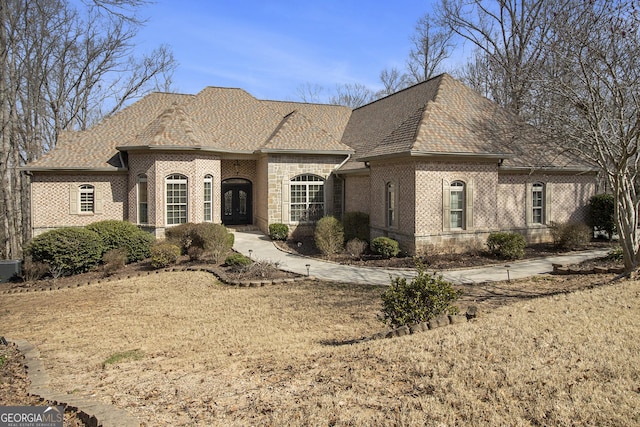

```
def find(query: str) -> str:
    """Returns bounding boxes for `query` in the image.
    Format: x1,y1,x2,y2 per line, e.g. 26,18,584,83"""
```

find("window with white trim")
166,174,188,225
137,175,148,224
290,174,324,222
532,182,544,224
450,181,465,229
386,182,396,227
204,174,213,222
79,185,95,213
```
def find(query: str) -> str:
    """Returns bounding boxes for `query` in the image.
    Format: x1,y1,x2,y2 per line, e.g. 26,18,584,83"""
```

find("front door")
222,179,252,225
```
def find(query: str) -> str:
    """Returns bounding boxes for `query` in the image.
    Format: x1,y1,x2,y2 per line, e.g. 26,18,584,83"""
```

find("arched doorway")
221,178,252,225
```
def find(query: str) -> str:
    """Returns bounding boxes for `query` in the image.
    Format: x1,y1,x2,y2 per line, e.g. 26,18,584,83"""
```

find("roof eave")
21,166,128,173
359,150,514,162
255,148,354,155
499,166,599,175
117,145,254,155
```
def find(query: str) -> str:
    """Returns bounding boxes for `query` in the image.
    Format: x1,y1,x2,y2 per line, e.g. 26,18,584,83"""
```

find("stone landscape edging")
0,265,311,295
9,339,140,427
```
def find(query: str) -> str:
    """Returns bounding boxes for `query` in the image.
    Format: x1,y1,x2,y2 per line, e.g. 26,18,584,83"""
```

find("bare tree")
437,0,562,118
329,83,375,108
295,83,326,104
407,13,454,83
0,0,176,258
377,67,411,98
541,1,640,272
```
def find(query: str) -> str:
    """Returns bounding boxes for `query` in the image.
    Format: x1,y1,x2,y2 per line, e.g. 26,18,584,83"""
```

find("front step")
227,225,259,232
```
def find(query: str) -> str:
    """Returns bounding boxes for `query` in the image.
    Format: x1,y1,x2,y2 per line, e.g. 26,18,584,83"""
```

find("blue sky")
135,1,445,101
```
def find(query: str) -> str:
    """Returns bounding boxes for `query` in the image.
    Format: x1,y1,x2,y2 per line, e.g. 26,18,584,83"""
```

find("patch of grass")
0,355,6,368
101,349,144,368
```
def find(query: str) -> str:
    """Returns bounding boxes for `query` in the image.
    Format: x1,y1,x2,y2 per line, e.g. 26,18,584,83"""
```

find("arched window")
137,175,148,224
166,174,188,225
79,185,95,213
204,174,213,222
290,174,324,222
450,181,465,229
386,182,396,227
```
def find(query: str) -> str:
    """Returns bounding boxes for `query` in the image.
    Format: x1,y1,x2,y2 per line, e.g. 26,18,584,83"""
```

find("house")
24,74,597,254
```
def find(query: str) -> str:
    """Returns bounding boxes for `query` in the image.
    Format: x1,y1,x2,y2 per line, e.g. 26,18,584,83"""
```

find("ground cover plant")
2,271,639,426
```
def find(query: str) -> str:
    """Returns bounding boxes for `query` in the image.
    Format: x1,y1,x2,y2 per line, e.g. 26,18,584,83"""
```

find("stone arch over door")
221,178,252,225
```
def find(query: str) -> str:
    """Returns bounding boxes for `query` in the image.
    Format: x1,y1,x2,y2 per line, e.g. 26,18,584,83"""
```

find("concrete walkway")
232,230,610,285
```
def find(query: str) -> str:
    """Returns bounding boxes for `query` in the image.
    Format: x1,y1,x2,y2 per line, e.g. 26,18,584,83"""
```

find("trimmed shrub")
150,243,180,269
86,220,153,263
26,227,104,276
268,223,289,241
486,232,526,260
165,222,234,261
550,221,592,250
224,253,253,268
314,216,344,255
587,193,616,240
381,264,461,328
345,238,368,258
102,248,127,276
342,212,370,242
371,236,400,259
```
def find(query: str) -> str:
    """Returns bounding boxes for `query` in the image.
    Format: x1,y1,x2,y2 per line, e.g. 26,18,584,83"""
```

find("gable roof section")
25,86,353,172
26,92,193,170
260,110,352,153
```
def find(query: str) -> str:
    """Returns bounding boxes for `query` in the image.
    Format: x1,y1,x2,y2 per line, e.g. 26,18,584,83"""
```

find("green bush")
587,193,616,240
314,216,344,255
605,247,623,262
550,221,592,250
26,227,104,276
381,264,461,328
486,232,526,260
342,212,370,242
371,236,400,259
102,248,127,276
86,220,154,263
150,243,181,269
224,253,253,267
268,223,289,241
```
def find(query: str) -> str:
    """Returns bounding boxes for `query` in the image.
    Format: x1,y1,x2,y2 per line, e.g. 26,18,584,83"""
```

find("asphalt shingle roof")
25,74,592,172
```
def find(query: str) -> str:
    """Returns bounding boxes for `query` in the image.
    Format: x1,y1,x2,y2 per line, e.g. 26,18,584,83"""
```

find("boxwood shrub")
314,216,344,255
371,236,400,259
86,220,154,263
26,227,104,276
268,223,289,241
486,232,526,260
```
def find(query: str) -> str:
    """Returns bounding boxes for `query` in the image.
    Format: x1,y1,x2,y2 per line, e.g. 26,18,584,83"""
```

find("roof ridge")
130,102,210,147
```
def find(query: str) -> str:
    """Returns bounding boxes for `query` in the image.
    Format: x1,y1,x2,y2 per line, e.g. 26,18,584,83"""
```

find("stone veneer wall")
128,152,222,238
266,154,347,235
343,174,371,215
31,173,127,236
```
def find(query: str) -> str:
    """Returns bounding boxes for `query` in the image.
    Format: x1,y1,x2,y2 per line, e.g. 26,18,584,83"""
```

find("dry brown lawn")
2,272,640,426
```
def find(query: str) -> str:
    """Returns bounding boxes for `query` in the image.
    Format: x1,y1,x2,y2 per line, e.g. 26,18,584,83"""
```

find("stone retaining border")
361,306,478,342
552,264,625,275
10,339,140,427
0,266,311,295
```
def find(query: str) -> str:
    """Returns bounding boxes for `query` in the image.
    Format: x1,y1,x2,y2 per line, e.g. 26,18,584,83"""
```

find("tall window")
290,174,324,222
138,175,148,224
450,181,465,229
386,182,396,227
166,174,188,225
532,182,544,224
79,185,95,213
204,174,213,222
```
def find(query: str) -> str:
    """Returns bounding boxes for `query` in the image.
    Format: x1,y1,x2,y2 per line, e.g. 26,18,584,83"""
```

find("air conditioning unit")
0,260,21,283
